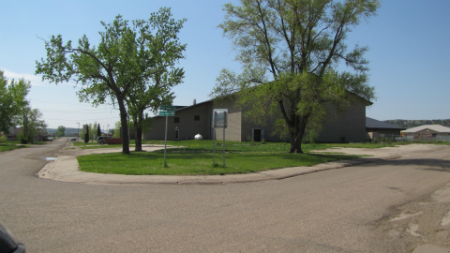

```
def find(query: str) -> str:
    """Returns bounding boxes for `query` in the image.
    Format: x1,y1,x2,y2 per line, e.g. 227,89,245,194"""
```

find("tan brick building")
144,95,372,143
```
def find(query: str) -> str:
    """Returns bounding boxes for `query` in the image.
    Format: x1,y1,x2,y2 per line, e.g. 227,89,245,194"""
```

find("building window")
194,115,200,121
174,117,180,123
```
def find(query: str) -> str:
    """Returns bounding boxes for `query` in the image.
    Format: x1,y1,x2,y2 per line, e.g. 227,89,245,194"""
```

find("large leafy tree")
57,125,66,137
36,7,186,154
126,65,183,151
20,107,46,144
0,70,30,133
89,122,98,142
211,0,378,153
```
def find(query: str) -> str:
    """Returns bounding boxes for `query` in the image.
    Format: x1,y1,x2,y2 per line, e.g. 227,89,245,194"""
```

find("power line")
44,117,119,121
42,108,119,113
31,99,118,108
31,99,94,106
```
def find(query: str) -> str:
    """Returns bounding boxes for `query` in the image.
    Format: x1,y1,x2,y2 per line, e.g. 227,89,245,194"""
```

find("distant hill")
384,119,450,129
47,127,80,136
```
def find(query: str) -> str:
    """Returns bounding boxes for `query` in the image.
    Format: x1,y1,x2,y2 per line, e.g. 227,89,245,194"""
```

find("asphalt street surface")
1,138,450,252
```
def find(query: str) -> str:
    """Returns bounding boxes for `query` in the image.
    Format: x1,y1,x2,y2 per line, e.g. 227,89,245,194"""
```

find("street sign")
212,109,227,167
214,110,227,128
160,105,175,111
159,110,175,116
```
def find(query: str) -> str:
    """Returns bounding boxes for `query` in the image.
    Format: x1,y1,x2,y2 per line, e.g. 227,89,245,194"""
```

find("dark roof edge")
151,99,214,118
366,117,406,130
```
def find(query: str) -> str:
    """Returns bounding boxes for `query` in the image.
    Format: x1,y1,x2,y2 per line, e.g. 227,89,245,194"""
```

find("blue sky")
1,0,449,129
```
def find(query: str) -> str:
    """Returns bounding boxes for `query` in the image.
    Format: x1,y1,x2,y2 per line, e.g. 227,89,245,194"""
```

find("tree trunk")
134,119,143,152
117,97,130,155
289,133,303,153
288,115,309,154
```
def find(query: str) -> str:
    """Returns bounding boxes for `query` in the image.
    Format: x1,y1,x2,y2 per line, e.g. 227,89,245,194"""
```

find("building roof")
402,124,450,134
153,91,371,119
366,117,406,130
152,99,213,119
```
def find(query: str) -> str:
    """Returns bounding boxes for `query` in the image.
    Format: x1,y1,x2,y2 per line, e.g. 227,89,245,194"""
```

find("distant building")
366,117,406,139
2,127,48,142
402,125,450,138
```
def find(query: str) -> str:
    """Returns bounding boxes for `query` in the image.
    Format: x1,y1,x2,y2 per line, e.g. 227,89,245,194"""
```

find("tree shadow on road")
357,158,450,173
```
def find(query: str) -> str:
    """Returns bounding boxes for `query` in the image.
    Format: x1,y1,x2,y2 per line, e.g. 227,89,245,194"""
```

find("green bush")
303,130,318,144
309,130,318,144
0,135,6,143
18,133,28,144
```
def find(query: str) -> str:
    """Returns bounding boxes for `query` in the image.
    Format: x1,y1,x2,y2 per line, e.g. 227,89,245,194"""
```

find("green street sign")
160,105,175,111
159,110,174,116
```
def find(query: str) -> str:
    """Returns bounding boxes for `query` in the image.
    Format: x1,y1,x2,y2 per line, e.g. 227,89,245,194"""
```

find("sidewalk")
37,144,444,185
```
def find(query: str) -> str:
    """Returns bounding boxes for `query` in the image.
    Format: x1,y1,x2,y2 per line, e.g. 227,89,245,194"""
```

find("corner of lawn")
75,140,395,175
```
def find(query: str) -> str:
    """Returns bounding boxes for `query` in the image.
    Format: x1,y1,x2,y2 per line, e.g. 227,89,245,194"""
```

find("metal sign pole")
213,112,216,165
164,115,168,166
223,125,225,167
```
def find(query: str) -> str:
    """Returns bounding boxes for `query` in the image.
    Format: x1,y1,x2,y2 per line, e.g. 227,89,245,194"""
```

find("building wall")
240,98,369,143
315,100,368,143
241,113,287,142
144,102,212,141
144,96,369,143
212,99,242,142
403,129,450,136
367,129,403,138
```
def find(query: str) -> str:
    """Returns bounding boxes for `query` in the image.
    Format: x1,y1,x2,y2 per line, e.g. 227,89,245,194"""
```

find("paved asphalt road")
1,138,450,252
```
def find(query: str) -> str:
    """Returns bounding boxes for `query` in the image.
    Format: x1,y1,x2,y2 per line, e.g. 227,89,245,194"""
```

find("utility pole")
77,122,80,141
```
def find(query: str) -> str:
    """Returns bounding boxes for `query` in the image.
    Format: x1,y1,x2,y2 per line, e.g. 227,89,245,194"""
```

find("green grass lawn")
74,139,137,149
80,144,136,149
0,143,28,152
0,139,47,152
77,140,392,175
78,151,359,175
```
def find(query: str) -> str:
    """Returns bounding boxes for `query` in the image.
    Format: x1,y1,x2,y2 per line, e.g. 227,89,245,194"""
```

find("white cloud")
0,68,77,87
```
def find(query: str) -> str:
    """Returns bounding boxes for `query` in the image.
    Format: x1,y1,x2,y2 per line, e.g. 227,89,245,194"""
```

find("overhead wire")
44,117,119,121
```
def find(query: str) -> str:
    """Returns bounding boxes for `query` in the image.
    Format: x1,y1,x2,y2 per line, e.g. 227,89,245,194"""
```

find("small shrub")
261,138,266,144
0,135,6,144
309,130,318,144
246,135,256,145
18,133,29,144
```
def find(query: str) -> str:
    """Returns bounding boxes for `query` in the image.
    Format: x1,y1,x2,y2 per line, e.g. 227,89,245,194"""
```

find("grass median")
0,140,47,152
73,140,136,149
0,143,28,152
76,140,390,175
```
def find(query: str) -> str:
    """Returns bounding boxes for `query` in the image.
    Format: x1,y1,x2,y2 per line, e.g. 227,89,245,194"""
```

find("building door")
252,129,263,142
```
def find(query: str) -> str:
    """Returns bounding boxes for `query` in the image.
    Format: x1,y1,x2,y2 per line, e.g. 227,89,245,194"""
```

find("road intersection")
1,138,450,252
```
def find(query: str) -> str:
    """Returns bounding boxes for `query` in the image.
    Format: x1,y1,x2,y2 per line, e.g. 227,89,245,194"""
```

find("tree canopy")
20,107,46,144
36,7,186,154
57,125,66,137
0,70,30,133
211,0,378,153
126,65,183,151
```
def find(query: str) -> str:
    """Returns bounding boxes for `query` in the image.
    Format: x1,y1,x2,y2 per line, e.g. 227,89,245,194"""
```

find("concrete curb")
37,150,401,185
